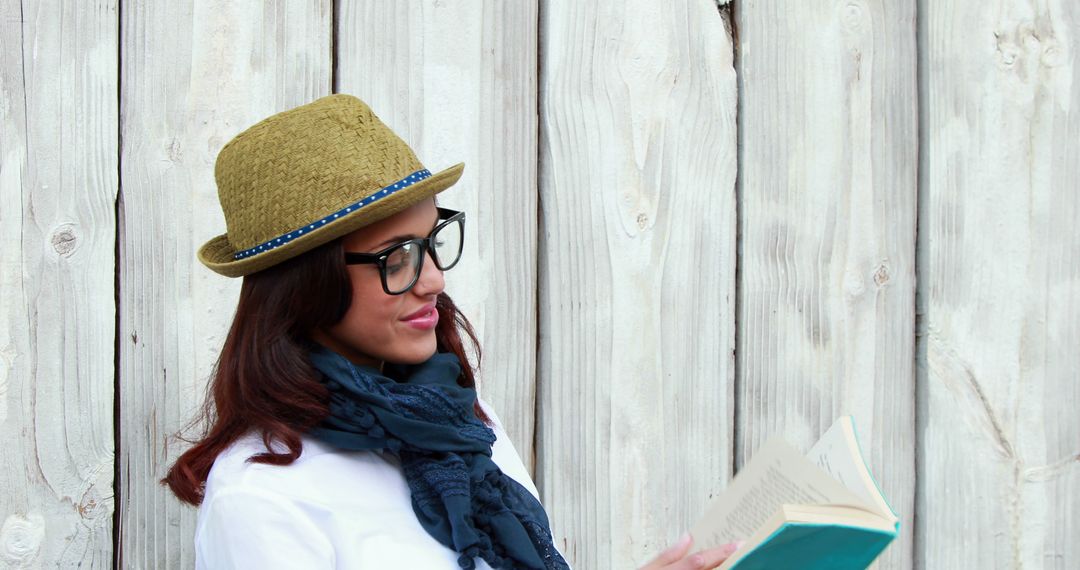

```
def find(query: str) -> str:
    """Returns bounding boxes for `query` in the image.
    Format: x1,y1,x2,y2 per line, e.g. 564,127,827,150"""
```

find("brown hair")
163,237,484,506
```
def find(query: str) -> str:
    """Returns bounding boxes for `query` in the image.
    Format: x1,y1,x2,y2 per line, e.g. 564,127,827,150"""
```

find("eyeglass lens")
383,217,463,294
430,216,463,270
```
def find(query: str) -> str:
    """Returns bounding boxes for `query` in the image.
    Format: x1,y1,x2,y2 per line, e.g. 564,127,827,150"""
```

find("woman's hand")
639,533,742,570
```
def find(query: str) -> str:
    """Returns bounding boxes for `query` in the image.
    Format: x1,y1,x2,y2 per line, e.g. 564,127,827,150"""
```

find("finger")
642,533,694,568
666,542,741,570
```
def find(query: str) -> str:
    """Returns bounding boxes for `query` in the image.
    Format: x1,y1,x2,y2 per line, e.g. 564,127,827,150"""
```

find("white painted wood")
336,0,540,470
917,0,1080,567
0,0,118,567
537,1,737,567
734,1,918,568
3,1,1071,567
0,0,117,565
117,1,329,566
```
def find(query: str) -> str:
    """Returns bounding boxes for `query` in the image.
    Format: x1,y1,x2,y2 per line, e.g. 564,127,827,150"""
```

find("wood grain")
0,0,117,567
735,1,918,568
537,0,738,566
917,0,1080,567
3,0,1075,566
336,0,540,470
117,1,329,566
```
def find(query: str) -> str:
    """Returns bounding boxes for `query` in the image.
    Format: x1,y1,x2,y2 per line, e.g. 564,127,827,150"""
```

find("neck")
308,334,384,372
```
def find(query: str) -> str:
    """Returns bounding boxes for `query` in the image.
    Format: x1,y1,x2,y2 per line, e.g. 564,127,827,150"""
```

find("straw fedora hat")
198,94,464,277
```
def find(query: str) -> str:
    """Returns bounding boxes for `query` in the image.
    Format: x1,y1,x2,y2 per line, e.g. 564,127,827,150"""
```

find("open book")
690,417,899,569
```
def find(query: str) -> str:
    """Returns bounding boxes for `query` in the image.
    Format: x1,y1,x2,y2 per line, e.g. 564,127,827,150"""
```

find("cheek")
345,277,400,337
326,270,438,365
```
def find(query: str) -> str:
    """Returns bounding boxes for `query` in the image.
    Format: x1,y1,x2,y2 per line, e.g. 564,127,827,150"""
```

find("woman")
165,94,739,569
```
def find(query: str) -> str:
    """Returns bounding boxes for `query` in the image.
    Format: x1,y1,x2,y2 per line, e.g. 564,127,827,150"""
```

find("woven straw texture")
198,94,464,277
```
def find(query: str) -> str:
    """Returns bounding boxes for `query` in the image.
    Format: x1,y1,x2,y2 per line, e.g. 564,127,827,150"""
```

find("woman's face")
313,198,445,369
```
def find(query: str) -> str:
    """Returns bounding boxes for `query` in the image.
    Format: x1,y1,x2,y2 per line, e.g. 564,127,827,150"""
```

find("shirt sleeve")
196,486,335,569
476,397,542,500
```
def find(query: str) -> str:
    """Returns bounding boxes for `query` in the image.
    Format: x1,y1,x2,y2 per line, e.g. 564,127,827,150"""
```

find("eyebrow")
375,233,422,247
373,214,441,247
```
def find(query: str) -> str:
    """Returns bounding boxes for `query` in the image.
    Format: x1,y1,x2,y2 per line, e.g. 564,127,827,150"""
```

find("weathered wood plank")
117,1,329,566
0,0,117,567
336,0,540,469
917,1,1080,567
735,1,918,568
537,0,738,566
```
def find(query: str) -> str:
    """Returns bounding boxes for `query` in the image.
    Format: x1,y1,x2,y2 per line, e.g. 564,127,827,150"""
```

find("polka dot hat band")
198,94,464,278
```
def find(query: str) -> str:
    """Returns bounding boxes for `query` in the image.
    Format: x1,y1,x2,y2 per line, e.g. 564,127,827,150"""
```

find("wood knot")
839,1,868,36
49,224,78,257
993,31,1020,68
78,482,111,521
873,263,891,286
166,137,183,163
993,23,1062,71
1,512,45,565
636,212,649,230
1040,40,1065,68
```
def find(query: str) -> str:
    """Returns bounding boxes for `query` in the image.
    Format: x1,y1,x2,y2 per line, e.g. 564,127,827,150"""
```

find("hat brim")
198,162,465,277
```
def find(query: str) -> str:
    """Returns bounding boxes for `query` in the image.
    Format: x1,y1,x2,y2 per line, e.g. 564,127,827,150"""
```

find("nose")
411,249,445,297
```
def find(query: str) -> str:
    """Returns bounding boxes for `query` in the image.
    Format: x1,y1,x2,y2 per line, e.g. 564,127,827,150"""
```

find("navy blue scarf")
307,344,570,570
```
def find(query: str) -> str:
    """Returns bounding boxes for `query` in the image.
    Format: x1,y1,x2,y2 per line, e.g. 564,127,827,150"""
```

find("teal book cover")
689,416,900,570
729,522,899,569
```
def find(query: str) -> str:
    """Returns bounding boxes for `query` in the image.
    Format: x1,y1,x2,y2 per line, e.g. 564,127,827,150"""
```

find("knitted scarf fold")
307,344,570,570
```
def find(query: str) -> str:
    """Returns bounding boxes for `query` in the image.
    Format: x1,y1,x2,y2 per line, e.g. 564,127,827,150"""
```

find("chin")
393,342,439,365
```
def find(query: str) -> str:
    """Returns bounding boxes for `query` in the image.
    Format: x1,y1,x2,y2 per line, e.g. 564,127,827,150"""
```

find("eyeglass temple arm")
344,251,380,264
436,206,462,219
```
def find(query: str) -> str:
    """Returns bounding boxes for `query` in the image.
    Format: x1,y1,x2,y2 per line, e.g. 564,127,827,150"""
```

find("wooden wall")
537,1,737,566
734,1,918,568
1,0,118,566
117,2,330,567
918,1,1080,568
0,0,1076,568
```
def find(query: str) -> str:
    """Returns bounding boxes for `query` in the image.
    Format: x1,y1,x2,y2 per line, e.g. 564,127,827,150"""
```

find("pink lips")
402,303,439,330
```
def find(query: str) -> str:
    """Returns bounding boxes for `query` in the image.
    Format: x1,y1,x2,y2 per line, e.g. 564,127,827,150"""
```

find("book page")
690,437,872,548
806,417,897,520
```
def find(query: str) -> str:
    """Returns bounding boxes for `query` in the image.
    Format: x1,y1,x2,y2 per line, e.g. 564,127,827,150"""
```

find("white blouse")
194,400,560,569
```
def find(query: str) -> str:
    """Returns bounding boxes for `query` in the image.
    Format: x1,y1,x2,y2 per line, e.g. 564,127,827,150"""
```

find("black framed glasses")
344,207,465,295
